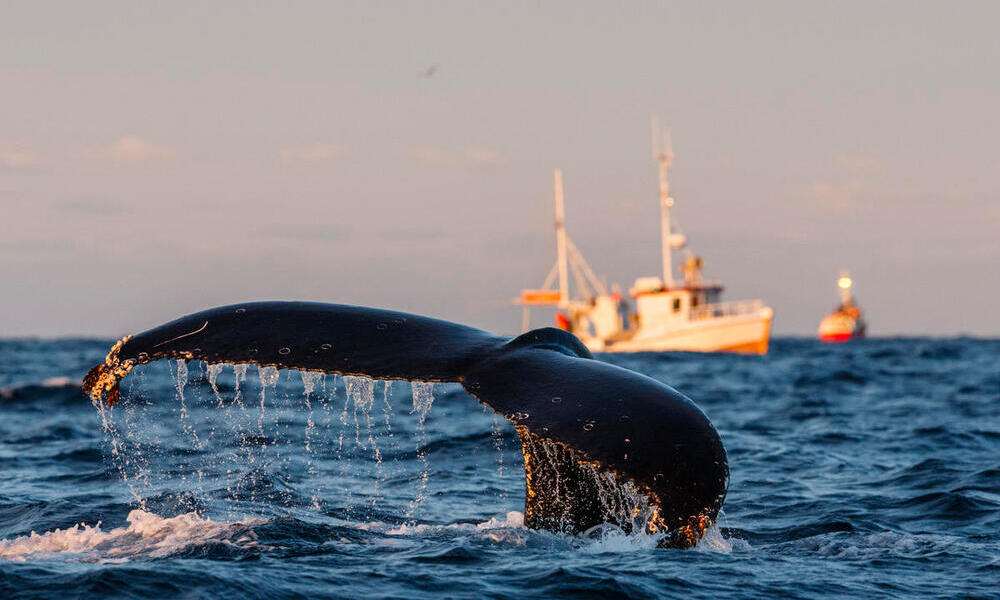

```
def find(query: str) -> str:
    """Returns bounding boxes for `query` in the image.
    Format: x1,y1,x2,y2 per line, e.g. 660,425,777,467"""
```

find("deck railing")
690,299,766,320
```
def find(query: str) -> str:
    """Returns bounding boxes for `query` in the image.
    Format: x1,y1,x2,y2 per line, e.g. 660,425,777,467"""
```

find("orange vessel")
818,271,867,342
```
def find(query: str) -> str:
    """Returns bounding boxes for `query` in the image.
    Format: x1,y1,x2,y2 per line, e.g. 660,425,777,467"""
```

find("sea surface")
0,337,997,599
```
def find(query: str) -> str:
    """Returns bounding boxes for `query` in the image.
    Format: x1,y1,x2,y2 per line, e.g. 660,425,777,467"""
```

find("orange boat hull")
819,332,854,343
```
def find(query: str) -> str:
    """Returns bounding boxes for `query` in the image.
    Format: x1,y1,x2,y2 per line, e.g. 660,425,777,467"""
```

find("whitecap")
0,510,264,562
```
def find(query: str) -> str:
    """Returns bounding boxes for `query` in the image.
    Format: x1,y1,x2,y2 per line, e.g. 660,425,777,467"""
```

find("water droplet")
235,308,246,314
551,396,562,404
619,414,631,422
583,421,595,431
376,323,388,331
320,343,332,350
278,347,291,355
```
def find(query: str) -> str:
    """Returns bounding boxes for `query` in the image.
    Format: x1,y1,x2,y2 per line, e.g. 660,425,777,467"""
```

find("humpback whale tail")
83,301,728,548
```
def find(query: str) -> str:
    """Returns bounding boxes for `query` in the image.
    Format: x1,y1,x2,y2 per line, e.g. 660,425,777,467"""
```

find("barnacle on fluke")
82,336,133,406
82,301,729,548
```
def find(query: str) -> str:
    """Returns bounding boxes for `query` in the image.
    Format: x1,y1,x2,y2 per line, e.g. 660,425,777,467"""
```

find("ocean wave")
3,338,998,597
356,510,527,543
363,512,743,554
782,530,963,561
0,510,263,562
0,376,81,401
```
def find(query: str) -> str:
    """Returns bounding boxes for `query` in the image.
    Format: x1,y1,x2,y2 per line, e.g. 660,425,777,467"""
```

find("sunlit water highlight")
0,338,997,598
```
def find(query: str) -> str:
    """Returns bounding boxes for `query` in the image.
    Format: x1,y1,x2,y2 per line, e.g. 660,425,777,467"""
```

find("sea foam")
0,510,261,562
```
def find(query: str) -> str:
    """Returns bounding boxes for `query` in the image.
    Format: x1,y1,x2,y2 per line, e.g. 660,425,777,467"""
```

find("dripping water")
491,414,507,500
300,371,325,511
206,363,225,407
407,381,435,518
257,365,279,439
173,359,205,493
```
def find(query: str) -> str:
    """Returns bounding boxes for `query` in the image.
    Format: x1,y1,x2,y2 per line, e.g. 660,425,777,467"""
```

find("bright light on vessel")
838,277,853,289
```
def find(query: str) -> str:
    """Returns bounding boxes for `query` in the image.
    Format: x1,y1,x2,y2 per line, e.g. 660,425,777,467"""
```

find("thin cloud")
268,224,352,244
86,137,176,164
279,143,348,164
464,145,501,166
412,145,501,168
0,238,77,255
802,179,864,214
833,153,885,175
0,148,41,168
58,199,134,216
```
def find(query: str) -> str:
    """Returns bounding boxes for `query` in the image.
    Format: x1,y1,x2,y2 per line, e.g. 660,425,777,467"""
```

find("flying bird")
419,64,439,79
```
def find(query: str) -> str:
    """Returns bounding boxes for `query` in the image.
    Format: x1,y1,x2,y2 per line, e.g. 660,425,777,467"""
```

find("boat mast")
554,169,570,308
652,117,675,288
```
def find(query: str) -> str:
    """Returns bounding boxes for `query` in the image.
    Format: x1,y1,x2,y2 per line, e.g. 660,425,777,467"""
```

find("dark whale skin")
83,301,728,548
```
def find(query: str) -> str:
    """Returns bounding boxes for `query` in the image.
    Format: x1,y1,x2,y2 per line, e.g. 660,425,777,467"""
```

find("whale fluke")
82,301,728,548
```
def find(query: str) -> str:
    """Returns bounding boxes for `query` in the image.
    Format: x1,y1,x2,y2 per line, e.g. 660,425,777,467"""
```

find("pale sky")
2,1,998,337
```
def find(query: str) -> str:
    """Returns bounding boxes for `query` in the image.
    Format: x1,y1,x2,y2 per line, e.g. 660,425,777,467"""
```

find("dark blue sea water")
1,338,997,599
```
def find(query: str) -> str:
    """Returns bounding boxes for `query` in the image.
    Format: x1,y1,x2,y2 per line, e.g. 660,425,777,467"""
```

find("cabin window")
672,298,681,312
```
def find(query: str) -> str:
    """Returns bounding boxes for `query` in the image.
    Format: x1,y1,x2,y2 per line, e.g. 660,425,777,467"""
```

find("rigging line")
568,250,592,300
541,261,559,291
566,238,608,296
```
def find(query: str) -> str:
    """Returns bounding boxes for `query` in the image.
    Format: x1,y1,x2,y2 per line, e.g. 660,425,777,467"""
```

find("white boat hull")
581,308,773,354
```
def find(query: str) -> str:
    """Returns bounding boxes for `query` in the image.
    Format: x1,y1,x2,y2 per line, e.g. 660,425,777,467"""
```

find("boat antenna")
554,169,570,308
652,116,675,288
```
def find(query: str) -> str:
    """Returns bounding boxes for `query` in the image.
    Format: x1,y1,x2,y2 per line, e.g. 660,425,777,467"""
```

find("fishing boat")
818,271,866,342
515,119,773,354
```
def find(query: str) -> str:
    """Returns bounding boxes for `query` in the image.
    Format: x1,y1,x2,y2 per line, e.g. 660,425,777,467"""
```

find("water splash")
344,376,375,450
118,381,153,504
523,433,660,536
491,413,507,500
206,363,225,407
382,510,525,539
173,360,192,435
591,470,653,533
174,360,188,397
410,381,435,423
92,391,148,510
233,364,248,407
577,523,665,553
342,376,385,511
381,381,395,440
694,524,735,553
174,360,206,494
301,371,323,397
406,382,435,518
300,371,324,510
257,365,279,435
87,364,514,546
0,510,263,562
375,380,396,504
